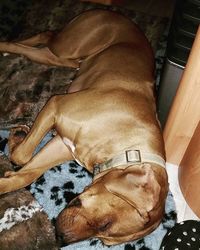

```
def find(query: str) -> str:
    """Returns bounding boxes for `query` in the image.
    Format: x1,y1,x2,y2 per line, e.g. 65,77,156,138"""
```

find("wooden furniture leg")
163,26,200,165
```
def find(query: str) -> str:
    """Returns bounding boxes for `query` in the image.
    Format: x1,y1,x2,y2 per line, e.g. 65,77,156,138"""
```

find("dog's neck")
62,137,165,177
93,149,166,177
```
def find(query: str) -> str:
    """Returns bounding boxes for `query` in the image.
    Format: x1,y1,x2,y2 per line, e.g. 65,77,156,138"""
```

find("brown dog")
0,10,168,246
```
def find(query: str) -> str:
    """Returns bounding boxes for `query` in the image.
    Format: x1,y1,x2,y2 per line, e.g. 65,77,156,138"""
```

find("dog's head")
56,164,168,246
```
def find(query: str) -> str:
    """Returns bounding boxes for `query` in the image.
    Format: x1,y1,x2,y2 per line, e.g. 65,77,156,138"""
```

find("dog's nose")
56,233,67,247
57,233,64,243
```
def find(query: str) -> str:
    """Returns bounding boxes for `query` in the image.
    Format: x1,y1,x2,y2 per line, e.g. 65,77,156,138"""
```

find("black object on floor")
160,220,200,250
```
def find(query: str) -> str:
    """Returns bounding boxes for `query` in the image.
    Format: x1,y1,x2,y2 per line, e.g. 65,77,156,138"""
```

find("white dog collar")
93,150,166,176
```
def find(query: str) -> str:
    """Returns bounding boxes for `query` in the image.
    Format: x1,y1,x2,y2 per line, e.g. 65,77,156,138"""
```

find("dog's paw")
4,170,17,178
8,125,30,155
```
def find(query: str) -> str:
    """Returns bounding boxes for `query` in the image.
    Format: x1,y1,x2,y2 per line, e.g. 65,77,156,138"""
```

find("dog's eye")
98,220,112,232
68,198,82,207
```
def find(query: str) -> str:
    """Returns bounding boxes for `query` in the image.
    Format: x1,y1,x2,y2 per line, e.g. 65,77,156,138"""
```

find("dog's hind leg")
0,10,130,68
1,134,73,194
0,41,79,68
16,31,54,47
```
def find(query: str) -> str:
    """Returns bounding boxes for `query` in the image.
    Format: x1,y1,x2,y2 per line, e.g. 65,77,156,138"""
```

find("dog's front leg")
9,92,80,166
10,96,59,166
0,134,73,194
1,92,86,194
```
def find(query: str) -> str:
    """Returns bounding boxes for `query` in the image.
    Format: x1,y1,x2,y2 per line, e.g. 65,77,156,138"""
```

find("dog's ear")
104,164,161,221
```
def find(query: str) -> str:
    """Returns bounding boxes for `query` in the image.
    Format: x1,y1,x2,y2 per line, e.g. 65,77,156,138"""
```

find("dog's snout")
68,197,82,208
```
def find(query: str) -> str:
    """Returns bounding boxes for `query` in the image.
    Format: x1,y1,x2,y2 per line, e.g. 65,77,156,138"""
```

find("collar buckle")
125,150,141,164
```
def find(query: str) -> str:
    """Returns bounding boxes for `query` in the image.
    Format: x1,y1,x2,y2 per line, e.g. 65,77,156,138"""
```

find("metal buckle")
125,150,141,163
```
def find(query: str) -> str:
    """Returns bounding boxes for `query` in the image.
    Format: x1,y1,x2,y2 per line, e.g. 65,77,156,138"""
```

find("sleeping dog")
0,10,168,246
